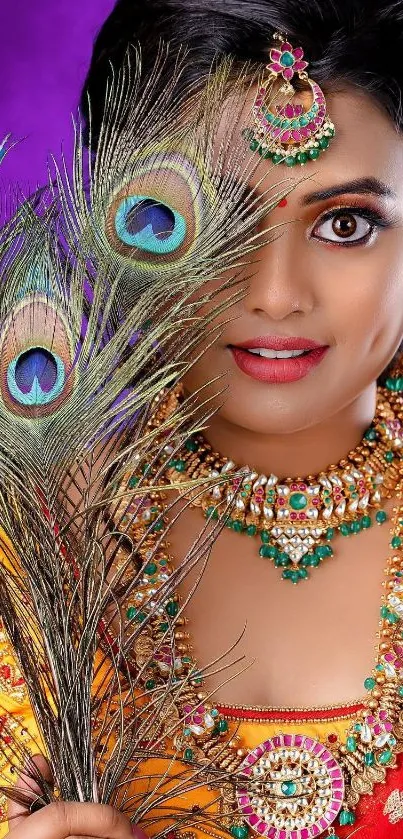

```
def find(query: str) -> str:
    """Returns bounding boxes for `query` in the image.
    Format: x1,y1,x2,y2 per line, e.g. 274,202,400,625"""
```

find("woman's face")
182,88,403,436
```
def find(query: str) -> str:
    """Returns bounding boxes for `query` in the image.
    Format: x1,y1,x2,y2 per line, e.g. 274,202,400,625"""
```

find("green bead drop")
376,510,387,524
364,677,376,690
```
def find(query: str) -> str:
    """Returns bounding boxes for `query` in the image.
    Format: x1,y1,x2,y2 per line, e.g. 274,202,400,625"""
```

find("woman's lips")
229,345,329,384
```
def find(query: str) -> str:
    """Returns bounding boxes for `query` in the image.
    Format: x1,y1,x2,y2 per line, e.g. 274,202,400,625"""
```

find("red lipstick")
229,336,329,384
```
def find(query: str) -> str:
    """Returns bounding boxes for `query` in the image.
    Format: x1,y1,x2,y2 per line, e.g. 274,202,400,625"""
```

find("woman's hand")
5,755,146,839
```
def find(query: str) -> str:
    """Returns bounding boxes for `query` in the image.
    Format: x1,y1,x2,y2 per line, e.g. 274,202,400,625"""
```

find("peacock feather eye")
105,152,214,268
115,195,187,255
7,347,65,407
0,294,75,418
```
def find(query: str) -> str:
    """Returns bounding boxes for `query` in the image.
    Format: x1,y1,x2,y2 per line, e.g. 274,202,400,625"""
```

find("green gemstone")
289,492,308,511
296,152,308,165
364,751,375,766
175,460,186,472
299,115,309,127
381,605,389,618
350,521,362,535
326,528,335,540
232,520,244,533
261,531,270,543
159,622,169,632
361,516,372,529
364,428,377,440
184,748,194,761
230,826,249,839
272,153,284,165
301,555,312,567
310,555,321,567
250,140,259,152
280,51,295,67
128,476,139,488
152,520,164,532
290,570,300,584
145,679,156,690
166,600,179,617
385,451,395,462
259,545,273,559
218,719,229,733
379,749,392,764
392,536,402,548
246,525,257,537
126,606,137,620
319,136,330,149
398,686,403,697
316,545,333,558
396,378,403,390
262,149,273,160
364,677,376,690
376,511,388,524
282,569,293,580
389,612,399,624
281,780,297,796
277,554,291,567
144,562,158,576
340,523,351,536
206,506,219,521
135,612,147,623
339,810,356,826
298,567,308,579
346,736,357,753
309,148,320,160
185,438,199,452
285,156,297,167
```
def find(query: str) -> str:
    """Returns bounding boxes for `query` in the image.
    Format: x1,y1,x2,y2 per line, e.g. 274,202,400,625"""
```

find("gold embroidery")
384,789,403,824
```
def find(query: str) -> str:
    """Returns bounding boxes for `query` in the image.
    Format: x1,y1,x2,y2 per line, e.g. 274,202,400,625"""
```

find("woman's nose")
244,225,316,321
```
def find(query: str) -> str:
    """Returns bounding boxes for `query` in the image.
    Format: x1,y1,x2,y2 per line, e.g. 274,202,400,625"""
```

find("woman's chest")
167,501,395,708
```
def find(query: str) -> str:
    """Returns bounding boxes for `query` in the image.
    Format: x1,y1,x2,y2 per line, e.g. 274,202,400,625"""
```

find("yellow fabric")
0,529,357,837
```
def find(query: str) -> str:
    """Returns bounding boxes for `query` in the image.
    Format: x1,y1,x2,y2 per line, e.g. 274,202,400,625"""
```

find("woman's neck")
202,385,377,479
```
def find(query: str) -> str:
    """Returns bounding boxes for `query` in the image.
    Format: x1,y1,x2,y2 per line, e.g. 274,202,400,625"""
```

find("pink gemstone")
263,740,272,750
294,735,304,747
311,827,320,837
273,735,283,747
312,498,319,505
249,815,259,827
294,60,308,72
241,806,254,816
292,130,302,142
326,758,338,769
333,781,344,790
285,103,295,118
300,831,310,839
308,122,316,131
283,68,294,81
279,832,287,839
319,818,329,830
282,42,293,51
373,724,382,735
379,711,388,720
238,795,249,806
278,498,286,505
183,705,192,714
242,766,251,776
293,47,304,59
298,513,306,520
281,130,291,142
333,790,344,800
270,49,282,62
272,127,282,138
300,127,309,139
255,746,264,757
291,513,298,520
193,715,203,725
290,832,299,839
385,722,393,732
284,734,293,746
313,743,324,755
291,483,298,490
267,830,277,839
257,822,266,835
247,754,256,764
270,62,284,74
300,483,307,490
314,118,322,126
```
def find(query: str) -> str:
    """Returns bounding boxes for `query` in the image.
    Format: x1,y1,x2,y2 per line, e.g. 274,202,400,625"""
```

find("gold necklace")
159,385,403,582
116,383,403,839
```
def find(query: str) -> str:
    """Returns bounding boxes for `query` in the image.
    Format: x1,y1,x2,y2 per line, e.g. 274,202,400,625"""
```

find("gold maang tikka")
244,32,335,166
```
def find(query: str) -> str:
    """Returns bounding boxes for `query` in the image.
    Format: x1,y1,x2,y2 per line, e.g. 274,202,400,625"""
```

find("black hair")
81,0,403,142
80,0,403,382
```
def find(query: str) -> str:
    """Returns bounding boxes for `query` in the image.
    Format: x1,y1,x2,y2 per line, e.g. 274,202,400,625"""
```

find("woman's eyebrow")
301,176,396,206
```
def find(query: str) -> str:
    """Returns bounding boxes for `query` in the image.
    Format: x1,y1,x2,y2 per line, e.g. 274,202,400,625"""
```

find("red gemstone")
328,733,338,744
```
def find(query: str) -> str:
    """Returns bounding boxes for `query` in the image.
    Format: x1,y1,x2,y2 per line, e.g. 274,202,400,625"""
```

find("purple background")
1,1,115,216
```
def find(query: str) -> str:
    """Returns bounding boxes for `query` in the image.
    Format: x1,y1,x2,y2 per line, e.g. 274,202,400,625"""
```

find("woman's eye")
312,210,374,245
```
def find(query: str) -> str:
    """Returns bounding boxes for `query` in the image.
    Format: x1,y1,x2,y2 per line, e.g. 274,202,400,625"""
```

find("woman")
3,0,403,837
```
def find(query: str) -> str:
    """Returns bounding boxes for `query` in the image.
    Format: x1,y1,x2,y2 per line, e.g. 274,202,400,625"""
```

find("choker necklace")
158,386,403,583
115,381,403,839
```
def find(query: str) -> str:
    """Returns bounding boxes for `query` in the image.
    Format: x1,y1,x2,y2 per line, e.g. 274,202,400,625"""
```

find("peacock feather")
0,48,292,833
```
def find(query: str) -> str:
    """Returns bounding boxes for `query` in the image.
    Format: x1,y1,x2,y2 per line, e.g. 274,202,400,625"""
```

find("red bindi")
278,198,288,208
